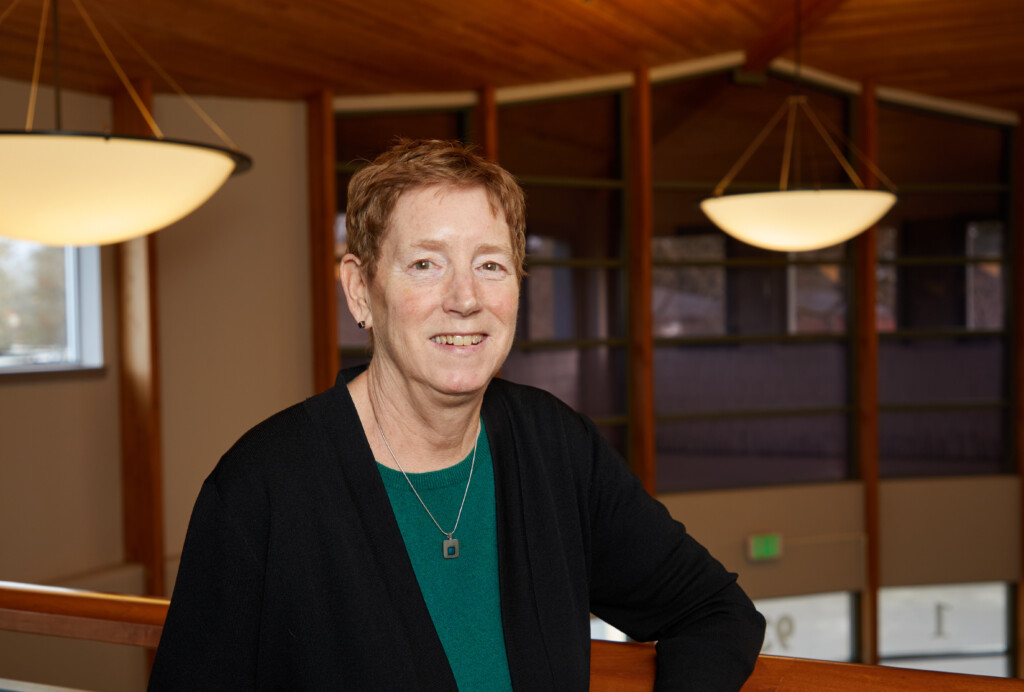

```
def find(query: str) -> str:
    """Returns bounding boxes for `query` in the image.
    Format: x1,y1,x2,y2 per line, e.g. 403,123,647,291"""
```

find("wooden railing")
589,640,1024,691
2,582,1023,690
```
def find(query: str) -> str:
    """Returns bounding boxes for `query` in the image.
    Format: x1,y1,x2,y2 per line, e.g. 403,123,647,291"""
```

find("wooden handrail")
1,583,1021,690
589,640,1024,691
0,581,167,648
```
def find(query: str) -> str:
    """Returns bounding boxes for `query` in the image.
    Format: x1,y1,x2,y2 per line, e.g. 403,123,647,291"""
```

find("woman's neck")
349,365,483,473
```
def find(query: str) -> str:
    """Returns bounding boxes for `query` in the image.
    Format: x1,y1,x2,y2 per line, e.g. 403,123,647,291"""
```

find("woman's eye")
482,261,502,272
412,260,432,270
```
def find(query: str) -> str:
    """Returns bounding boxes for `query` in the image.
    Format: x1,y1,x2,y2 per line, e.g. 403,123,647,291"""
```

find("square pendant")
443,538,460,559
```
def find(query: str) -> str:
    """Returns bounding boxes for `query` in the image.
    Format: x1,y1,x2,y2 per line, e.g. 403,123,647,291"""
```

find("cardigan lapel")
304,367,458,691
484,385,569,691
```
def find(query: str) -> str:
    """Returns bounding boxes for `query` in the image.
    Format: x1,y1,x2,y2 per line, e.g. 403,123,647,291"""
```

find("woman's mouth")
431,334,484,346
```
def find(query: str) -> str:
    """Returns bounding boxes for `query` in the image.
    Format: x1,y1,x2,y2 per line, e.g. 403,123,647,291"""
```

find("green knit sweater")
377,423,512,691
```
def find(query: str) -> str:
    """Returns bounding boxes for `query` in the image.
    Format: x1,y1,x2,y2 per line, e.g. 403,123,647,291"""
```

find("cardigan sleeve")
148,478,266,690
581,415,765,691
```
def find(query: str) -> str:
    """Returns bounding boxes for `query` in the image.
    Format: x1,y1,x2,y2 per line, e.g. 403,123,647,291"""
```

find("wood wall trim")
308,90,340,391
113,79,165,599
1013,114,1024,679
854,78,881,665
476,85,498,161
628,67,656,494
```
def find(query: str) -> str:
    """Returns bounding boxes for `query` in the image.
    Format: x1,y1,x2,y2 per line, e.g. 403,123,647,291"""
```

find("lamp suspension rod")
52,0,61,129
780,97,800,191
798,98,866,188
711,99,790,196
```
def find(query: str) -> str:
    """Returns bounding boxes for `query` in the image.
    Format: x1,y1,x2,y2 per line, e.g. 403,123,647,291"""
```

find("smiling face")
344,184,520,402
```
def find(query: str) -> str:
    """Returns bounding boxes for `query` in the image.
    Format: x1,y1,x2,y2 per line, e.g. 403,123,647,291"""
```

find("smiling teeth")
432,334,483,345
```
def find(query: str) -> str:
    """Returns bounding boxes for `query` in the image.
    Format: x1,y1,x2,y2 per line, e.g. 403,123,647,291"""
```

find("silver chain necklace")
375,413,479,560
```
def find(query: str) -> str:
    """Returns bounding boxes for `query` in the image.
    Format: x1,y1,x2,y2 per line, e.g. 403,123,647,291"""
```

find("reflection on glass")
876,226,898,332
878,216,1006,332
656,415,847,491
652,234,724,337
519,237,624,343
788,264,846,334
966,221,1003,331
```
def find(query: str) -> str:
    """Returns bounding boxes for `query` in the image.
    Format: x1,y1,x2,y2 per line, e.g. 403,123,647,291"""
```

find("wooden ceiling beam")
743,0,848,74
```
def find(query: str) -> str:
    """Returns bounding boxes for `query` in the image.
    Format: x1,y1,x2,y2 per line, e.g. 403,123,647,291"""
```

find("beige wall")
661,476,1021,602
152,94,313,583
661,483,866,600
880,475,1020,586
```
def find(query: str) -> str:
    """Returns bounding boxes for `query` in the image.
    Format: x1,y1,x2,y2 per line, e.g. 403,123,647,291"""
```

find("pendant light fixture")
0,0,251,247
700,0,895,252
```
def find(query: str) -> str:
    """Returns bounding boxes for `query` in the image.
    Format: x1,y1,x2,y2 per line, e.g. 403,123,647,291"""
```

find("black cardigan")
149,368,764,690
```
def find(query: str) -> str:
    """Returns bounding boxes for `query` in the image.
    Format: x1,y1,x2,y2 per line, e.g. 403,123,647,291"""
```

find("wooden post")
113,79,165,599
1012,113,1024,679
628,67,656,494
853,78,881,665
477,84,498,162
307,90,339,392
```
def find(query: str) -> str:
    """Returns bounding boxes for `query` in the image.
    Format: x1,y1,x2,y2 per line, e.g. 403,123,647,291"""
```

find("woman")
149,139,764,690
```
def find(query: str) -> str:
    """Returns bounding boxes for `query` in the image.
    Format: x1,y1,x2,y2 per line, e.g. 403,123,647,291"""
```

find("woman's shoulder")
487,375,568,407
206,399,319,490
484,376,596,443
207,380,355,496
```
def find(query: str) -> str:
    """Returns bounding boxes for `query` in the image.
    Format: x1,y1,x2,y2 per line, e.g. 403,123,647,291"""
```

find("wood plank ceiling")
0,0,1022,115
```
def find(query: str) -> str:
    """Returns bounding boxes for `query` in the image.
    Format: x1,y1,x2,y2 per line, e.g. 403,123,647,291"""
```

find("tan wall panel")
880,475,1021,587
153,95,313,585
659,482,866,600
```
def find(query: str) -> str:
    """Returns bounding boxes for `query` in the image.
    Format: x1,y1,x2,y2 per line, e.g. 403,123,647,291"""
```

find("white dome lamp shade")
0,131,251,246
700,188,897,253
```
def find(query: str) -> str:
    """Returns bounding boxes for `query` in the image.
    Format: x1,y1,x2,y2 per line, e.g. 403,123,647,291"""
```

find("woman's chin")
430,368,497,398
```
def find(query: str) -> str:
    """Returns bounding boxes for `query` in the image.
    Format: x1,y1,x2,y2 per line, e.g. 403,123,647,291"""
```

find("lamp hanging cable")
67,0,164,138
25,0,49,131
90,3,240,151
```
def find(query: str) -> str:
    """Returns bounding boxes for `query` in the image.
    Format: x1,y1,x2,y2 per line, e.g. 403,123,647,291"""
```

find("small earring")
357,320,366,329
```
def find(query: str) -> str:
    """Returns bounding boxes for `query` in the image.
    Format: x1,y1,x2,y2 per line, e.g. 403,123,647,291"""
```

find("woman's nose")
444,267,480,315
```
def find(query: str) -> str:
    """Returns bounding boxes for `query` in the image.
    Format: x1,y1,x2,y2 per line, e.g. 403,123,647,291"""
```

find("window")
879,582,1011,677
0,238,102,373
754,591,856,662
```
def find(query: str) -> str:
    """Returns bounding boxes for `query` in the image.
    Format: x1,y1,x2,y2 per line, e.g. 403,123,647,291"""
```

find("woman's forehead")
386,186,511,248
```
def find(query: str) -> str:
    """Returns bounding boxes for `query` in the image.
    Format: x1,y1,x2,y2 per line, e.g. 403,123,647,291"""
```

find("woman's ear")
339,254,372,329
